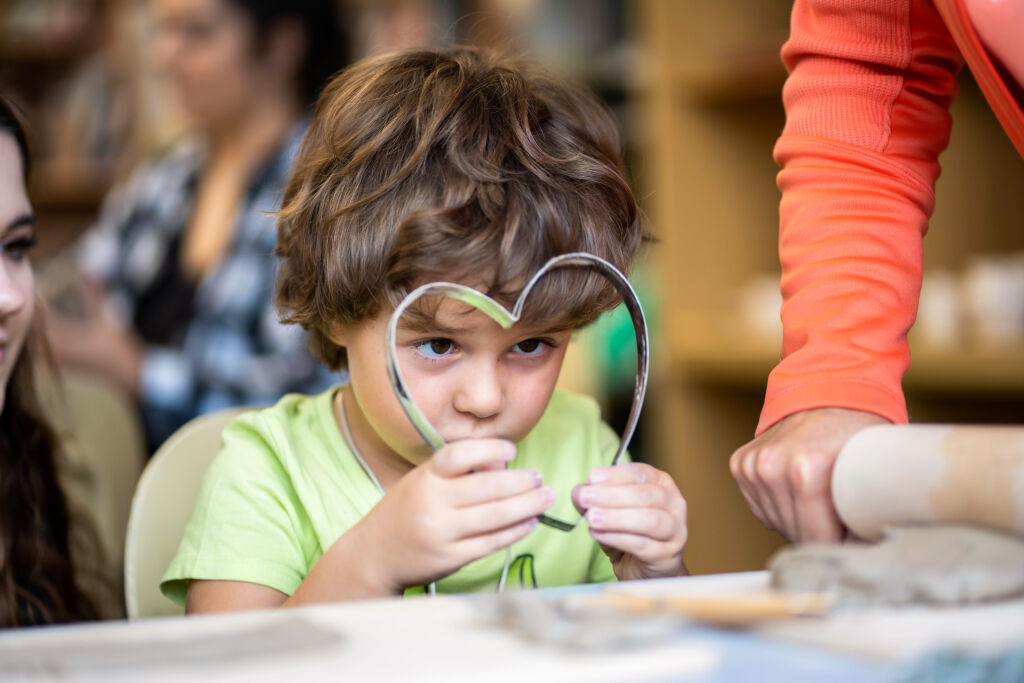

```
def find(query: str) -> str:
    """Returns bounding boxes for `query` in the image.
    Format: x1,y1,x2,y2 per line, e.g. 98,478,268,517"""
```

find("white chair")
123,407,247,619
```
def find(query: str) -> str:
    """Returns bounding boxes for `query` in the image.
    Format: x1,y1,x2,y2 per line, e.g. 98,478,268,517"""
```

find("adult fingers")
430,439,516,478
752,445,800,540
739,446,782,532
789,450,845,543
730,446,766,525
449,468,544,507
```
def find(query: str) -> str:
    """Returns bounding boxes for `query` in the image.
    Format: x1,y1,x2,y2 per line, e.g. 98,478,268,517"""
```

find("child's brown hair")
276,45,646,370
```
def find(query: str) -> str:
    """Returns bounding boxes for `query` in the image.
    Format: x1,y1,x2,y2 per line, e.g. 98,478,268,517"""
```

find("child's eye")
512,338,550,357
414,338,456,358
2,236,37,262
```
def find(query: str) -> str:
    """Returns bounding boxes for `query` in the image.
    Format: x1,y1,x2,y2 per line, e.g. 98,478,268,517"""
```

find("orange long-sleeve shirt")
758,0,1024,435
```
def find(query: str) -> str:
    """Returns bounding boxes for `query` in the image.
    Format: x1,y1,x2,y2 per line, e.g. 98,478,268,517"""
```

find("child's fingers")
585,506,680,543
430,439,516,478
588,462,667,487
449,468,544,507
474,458,510,473
574,483,676,511
570,483,588,515
589,530,679,562
452,486,555,539
459,517,539,560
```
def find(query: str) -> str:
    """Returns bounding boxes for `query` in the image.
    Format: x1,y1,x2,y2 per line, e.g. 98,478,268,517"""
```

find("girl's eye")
513,338,549,356
2,236,37,262
415,338,455,358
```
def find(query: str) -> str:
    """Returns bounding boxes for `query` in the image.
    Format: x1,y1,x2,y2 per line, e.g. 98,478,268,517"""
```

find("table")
0,572,1021,682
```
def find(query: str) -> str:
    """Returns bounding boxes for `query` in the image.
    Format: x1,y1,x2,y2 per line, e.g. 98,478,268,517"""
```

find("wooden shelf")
667,312,1024,394
906,346,1024,394
675,39,788,105
28,163,110,210
665,311,776,384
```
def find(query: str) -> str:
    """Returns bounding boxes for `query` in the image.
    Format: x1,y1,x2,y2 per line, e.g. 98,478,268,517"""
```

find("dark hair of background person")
230,0,350,105
0,97,100,628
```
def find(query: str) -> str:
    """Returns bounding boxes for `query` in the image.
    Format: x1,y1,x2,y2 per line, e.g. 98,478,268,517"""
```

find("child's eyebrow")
398,313,572,337
399,318,464,336
396,292,577,336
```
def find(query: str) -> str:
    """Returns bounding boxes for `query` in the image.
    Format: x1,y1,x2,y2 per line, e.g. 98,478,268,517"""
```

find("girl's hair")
0,97,100,627
276,46,647,369
227,0,349,105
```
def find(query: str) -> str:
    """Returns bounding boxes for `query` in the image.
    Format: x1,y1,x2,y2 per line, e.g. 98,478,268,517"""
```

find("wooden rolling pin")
832,424,1024,541
575,591,832,628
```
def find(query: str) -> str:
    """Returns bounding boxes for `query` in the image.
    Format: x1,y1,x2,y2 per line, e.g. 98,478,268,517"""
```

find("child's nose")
452,360,503,419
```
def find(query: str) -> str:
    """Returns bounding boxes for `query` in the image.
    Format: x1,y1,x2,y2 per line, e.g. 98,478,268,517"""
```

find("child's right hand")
351,439,553,594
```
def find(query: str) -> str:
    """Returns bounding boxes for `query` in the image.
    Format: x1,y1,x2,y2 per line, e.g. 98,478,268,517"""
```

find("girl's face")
150,0,274,126
0,133,36,414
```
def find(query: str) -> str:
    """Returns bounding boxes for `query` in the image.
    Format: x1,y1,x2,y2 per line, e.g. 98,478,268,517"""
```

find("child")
162,46,688,612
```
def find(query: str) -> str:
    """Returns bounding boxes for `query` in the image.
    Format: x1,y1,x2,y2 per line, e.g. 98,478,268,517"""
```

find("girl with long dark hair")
0,97,99,627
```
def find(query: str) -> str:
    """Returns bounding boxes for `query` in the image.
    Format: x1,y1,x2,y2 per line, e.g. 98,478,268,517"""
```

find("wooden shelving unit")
668,314,1024,394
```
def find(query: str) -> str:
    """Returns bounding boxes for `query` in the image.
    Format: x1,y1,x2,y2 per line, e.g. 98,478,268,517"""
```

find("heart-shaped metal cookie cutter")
385,252,649,531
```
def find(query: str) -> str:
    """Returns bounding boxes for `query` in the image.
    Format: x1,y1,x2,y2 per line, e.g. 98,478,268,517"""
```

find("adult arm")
732,0,963,542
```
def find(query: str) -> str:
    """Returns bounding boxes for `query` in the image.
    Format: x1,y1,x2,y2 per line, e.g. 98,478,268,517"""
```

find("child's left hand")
571,463,688,580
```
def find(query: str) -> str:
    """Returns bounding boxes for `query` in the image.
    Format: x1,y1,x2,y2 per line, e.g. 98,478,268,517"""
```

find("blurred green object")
574,261,658,462
588,262,659,394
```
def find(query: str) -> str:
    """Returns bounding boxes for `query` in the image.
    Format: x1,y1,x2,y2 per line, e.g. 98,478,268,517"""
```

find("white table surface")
0,571,1021,682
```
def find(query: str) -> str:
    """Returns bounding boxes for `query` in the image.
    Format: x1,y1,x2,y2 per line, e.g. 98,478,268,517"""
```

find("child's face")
336,295,573,468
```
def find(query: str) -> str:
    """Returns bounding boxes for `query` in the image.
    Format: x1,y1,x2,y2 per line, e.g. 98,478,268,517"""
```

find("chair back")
124,407,246,619
37,371,146,617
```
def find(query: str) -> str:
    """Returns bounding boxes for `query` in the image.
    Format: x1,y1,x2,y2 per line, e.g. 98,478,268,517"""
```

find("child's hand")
353,439,554,593
571,463,688,581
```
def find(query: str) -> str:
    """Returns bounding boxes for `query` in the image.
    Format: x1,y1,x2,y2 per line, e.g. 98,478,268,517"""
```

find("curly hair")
276,46,647,369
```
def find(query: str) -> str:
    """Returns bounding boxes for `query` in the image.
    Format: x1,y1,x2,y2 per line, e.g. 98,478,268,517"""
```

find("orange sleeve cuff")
756,378,907,436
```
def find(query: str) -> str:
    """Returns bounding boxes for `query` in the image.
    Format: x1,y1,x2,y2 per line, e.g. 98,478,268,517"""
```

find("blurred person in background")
45,0,348,451
0,96,103,628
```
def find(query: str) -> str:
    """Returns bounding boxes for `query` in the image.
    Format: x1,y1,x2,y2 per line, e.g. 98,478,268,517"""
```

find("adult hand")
571,462,688,580
352,439,553,593
43,276,141,396
729,408,889,543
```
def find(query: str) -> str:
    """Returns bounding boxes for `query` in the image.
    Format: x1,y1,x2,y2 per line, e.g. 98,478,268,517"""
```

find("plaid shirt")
78,121,336,449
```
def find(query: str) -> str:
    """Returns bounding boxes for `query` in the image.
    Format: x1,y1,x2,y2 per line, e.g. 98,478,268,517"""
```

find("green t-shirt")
161,387,622,605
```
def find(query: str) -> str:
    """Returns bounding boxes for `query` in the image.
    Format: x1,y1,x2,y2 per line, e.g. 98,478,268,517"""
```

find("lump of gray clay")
768,525,1024,607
